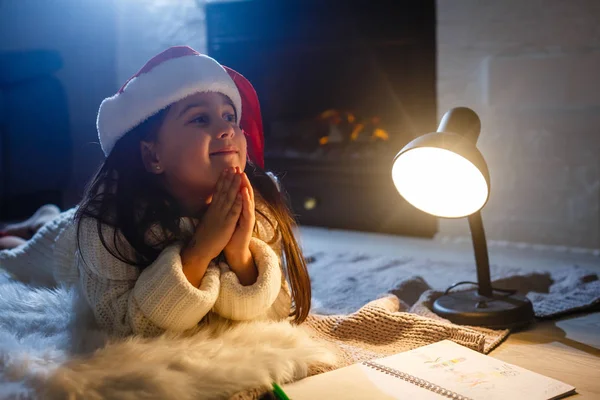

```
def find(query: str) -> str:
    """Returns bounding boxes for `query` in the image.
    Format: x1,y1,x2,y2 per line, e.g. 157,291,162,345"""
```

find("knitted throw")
230,293,508,399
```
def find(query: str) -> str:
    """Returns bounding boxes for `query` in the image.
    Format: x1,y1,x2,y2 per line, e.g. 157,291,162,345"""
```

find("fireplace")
206,0,438,237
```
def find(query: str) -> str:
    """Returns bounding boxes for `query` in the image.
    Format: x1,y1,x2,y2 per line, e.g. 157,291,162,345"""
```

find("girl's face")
141,91,247,212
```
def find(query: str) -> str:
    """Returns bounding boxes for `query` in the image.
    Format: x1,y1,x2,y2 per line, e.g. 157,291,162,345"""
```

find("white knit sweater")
0,205,292,337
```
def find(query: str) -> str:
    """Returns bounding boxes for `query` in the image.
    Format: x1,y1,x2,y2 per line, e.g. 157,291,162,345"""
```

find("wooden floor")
492,313,600,398
298,226,600,398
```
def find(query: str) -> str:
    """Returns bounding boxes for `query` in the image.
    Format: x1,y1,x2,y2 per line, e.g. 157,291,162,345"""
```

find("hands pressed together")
181,167,258,287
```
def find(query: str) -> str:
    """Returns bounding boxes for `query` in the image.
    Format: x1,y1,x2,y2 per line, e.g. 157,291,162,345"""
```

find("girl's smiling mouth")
210,147,239,156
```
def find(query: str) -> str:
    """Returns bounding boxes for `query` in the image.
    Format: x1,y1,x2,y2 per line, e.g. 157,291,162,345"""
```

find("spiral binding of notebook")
363,360,473,400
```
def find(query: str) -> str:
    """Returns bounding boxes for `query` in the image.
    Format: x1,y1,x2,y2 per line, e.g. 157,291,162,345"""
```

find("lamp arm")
467,211,493,297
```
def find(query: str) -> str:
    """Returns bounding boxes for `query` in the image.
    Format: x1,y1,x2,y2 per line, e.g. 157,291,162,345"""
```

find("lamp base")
432,289,535,330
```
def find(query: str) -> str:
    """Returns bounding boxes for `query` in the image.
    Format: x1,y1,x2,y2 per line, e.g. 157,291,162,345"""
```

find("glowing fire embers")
318,109,389,146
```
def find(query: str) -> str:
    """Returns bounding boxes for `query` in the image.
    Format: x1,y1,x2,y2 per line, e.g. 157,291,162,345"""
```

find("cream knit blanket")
307,293,507,365
231,293,508,399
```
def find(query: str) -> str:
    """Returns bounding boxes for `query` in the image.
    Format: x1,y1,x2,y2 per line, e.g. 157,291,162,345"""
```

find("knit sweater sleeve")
213,200,292,321
0,208,76,287
77,217,220,337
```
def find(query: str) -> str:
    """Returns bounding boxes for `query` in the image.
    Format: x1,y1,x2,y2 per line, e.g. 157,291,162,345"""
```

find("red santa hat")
97,46,264,168
224,66,265,169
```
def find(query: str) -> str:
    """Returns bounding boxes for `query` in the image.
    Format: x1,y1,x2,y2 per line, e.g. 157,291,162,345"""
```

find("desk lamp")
391,107,534,330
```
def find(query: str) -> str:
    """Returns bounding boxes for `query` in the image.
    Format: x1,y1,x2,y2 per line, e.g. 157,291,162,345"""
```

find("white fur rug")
0,271,336,400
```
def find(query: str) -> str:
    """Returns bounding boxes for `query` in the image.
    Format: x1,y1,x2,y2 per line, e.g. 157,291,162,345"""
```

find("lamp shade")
391,132,491,218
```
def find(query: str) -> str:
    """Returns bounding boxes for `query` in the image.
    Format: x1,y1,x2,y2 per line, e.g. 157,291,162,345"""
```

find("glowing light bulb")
392,147,489,218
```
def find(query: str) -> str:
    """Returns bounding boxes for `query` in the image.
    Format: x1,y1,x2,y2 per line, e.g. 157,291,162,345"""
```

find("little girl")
0,46,311,338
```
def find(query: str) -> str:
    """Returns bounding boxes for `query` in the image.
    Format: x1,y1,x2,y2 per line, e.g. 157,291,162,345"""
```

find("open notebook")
282,340,575,400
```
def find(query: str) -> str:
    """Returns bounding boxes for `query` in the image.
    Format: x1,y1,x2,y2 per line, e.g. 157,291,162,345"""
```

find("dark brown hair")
75,108,311,323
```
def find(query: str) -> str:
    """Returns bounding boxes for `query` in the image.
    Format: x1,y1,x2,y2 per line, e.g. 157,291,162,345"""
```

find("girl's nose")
215,120,235,139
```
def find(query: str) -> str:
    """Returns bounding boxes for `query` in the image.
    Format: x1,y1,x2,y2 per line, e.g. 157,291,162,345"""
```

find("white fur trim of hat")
96,46,242,156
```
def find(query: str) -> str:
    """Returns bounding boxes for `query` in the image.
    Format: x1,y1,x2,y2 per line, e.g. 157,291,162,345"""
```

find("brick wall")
437,0,600,250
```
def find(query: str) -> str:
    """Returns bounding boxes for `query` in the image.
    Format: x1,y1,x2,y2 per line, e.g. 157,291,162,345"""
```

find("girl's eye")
190,115,209,124
224,113,236,123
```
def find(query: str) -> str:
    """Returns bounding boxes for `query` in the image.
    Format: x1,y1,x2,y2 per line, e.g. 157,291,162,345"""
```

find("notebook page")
376,340,576,400
283,362,446,399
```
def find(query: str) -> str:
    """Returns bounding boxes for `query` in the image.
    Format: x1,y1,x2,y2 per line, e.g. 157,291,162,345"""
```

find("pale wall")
437,0,600,250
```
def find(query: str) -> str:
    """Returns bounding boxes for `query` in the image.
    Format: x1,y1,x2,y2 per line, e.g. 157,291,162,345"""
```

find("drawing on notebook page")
282,340,575,400
424,356,520,389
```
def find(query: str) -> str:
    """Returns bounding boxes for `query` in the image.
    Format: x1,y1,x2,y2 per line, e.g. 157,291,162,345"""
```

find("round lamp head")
391,132,490,218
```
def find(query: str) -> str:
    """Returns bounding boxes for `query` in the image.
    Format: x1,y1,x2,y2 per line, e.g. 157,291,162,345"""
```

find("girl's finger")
242,186,254,221
241,172,255,203
216,168,228,192
226,192,243,222
224,172,241,208
212,168,229,207
218,168,235,203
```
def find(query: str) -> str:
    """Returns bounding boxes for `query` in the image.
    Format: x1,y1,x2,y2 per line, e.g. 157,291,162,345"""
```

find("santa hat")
224,66,265,169
97,46,264,168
